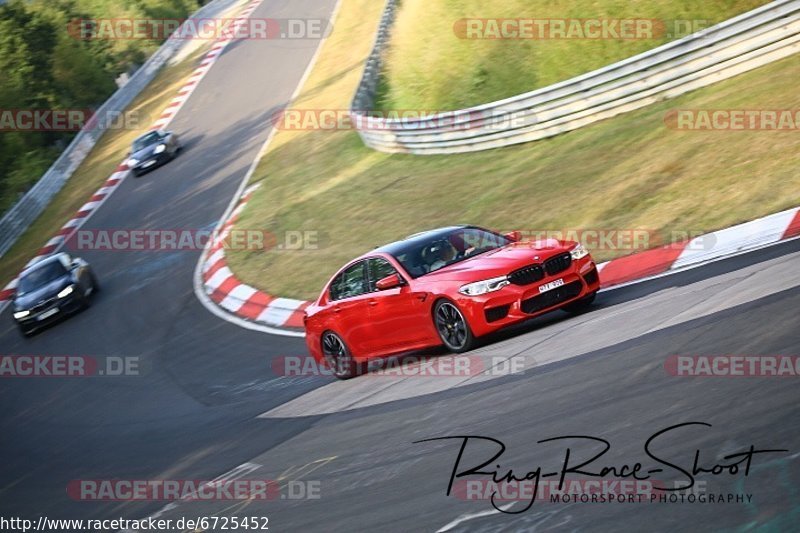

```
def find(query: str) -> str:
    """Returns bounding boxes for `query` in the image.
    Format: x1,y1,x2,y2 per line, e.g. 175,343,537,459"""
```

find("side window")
329,261,368,301
367,258,398,292
328,272,344,301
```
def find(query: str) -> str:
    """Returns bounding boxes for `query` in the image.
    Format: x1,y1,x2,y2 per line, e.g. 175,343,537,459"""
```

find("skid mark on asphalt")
175,456,338,531
437,504,577,533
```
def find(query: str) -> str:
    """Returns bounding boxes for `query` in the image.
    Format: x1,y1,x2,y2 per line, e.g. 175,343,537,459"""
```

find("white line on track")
436,502,517,532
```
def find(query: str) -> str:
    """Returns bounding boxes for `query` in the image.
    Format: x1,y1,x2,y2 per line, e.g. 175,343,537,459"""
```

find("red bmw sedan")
304,226,600,378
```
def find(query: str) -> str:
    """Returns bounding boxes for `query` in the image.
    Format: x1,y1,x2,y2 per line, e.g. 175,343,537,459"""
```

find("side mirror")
376,273,404,291
504,231,521,242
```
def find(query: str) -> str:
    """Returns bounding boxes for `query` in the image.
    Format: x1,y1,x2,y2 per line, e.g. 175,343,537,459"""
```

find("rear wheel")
321,331,362,379
562,291,597,314
434,299,475,353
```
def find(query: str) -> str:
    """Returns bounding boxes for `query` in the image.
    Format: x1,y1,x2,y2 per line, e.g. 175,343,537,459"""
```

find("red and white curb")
199,183,310,331
597,206,800,288
197,204,800,336
0,0,265,306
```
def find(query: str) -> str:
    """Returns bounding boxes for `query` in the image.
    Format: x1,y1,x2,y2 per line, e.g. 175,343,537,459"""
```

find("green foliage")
0,0,201,212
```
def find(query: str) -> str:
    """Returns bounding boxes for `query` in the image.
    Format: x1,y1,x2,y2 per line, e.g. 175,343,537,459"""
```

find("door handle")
368,300,378,306
333,306,342,313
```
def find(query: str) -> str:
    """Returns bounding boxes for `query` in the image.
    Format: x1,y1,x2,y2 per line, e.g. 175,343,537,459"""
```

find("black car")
126,129,181,176
12,253,99,336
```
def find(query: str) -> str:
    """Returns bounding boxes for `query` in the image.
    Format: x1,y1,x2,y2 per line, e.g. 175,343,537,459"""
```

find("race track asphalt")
154,240,800,532
0,0,337,522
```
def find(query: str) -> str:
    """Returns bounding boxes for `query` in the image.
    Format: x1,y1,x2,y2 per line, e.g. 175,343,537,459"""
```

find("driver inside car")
428,241,458,272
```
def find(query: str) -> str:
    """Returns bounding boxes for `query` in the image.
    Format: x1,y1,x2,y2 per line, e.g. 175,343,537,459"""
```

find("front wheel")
321,331,363,379
89,272,100,293
434,299,476,353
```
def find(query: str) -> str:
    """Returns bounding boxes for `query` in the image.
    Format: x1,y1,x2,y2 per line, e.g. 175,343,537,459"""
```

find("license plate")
142,159,156,168
37,308,58,321
538,278,564,294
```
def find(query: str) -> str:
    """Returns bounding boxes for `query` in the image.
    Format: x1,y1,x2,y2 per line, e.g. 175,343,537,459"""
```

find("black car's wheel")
79,287,92,309
434,299,475,353
563,291,597,314
17,324,34,337
89,272,100,294
322,331,362,379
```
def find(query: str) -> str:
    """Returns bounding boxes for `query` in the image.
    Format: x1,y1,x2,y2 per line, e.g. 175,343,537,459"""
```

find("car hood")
417,239,574,282
13,275,72,310
131,143,159,160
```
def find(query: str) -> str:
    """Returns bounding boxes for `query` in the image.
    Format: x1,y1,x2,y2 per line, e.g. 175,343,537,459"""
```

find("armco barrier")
351,0,800,154
0,0,241,257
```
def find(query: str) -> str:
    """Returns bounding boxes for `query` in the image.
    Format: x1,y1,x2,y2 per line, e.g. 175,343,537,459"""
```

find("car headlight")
57,285,74,298
13,310,30,319
127,158,139,167
570,243,590,260
154,144,166,154
458,276,510,296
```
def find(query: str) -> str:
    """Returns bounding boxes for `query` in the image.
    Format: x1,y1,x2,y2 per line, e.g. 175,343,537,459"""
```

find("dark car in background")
12,253,99,336
126,129,181,176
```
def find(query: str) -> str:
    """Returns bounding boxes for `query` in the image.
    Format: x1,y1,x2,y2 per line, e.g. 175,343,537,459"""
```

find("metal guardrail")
350,0,800,155
0,0,241,257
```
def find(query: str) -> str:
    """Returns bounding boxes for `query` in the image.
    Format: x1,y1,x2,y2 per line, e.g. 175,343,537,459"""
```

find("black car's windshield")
18,261,67,295
380,227,510,278
132,131,161,152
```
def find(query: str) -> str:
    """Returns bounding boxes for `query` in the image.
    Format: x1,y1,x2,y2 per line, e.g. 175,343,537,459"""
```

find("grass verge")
225,0,800,302
378,0,767,111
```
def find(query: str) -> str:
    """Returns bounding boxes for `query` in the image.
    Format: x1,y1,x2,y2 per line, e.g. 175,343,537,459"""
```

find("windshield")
384,227,510,278
18,261,67,295
132,131,161,152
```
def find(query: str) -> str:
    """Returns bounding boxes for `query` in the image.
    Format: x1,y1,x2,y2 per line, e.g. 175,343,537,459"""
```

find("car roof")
371,225,472,257
134,130,161,141
19,253,67,277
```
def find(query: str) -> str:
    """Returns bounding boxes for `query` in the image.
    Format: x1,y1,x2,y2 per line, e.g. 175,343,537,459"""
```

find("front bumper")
14,292,83,332
455,256,600,337
132,152,171,174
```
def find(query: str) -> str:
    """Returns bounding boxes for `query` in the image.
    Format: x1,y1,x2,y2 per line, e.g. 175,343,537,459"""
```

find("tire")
79,288,92,310
321,331,363,379
433,299,476,353
18,324,33,337
90,272,100,293
562,291,597,314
